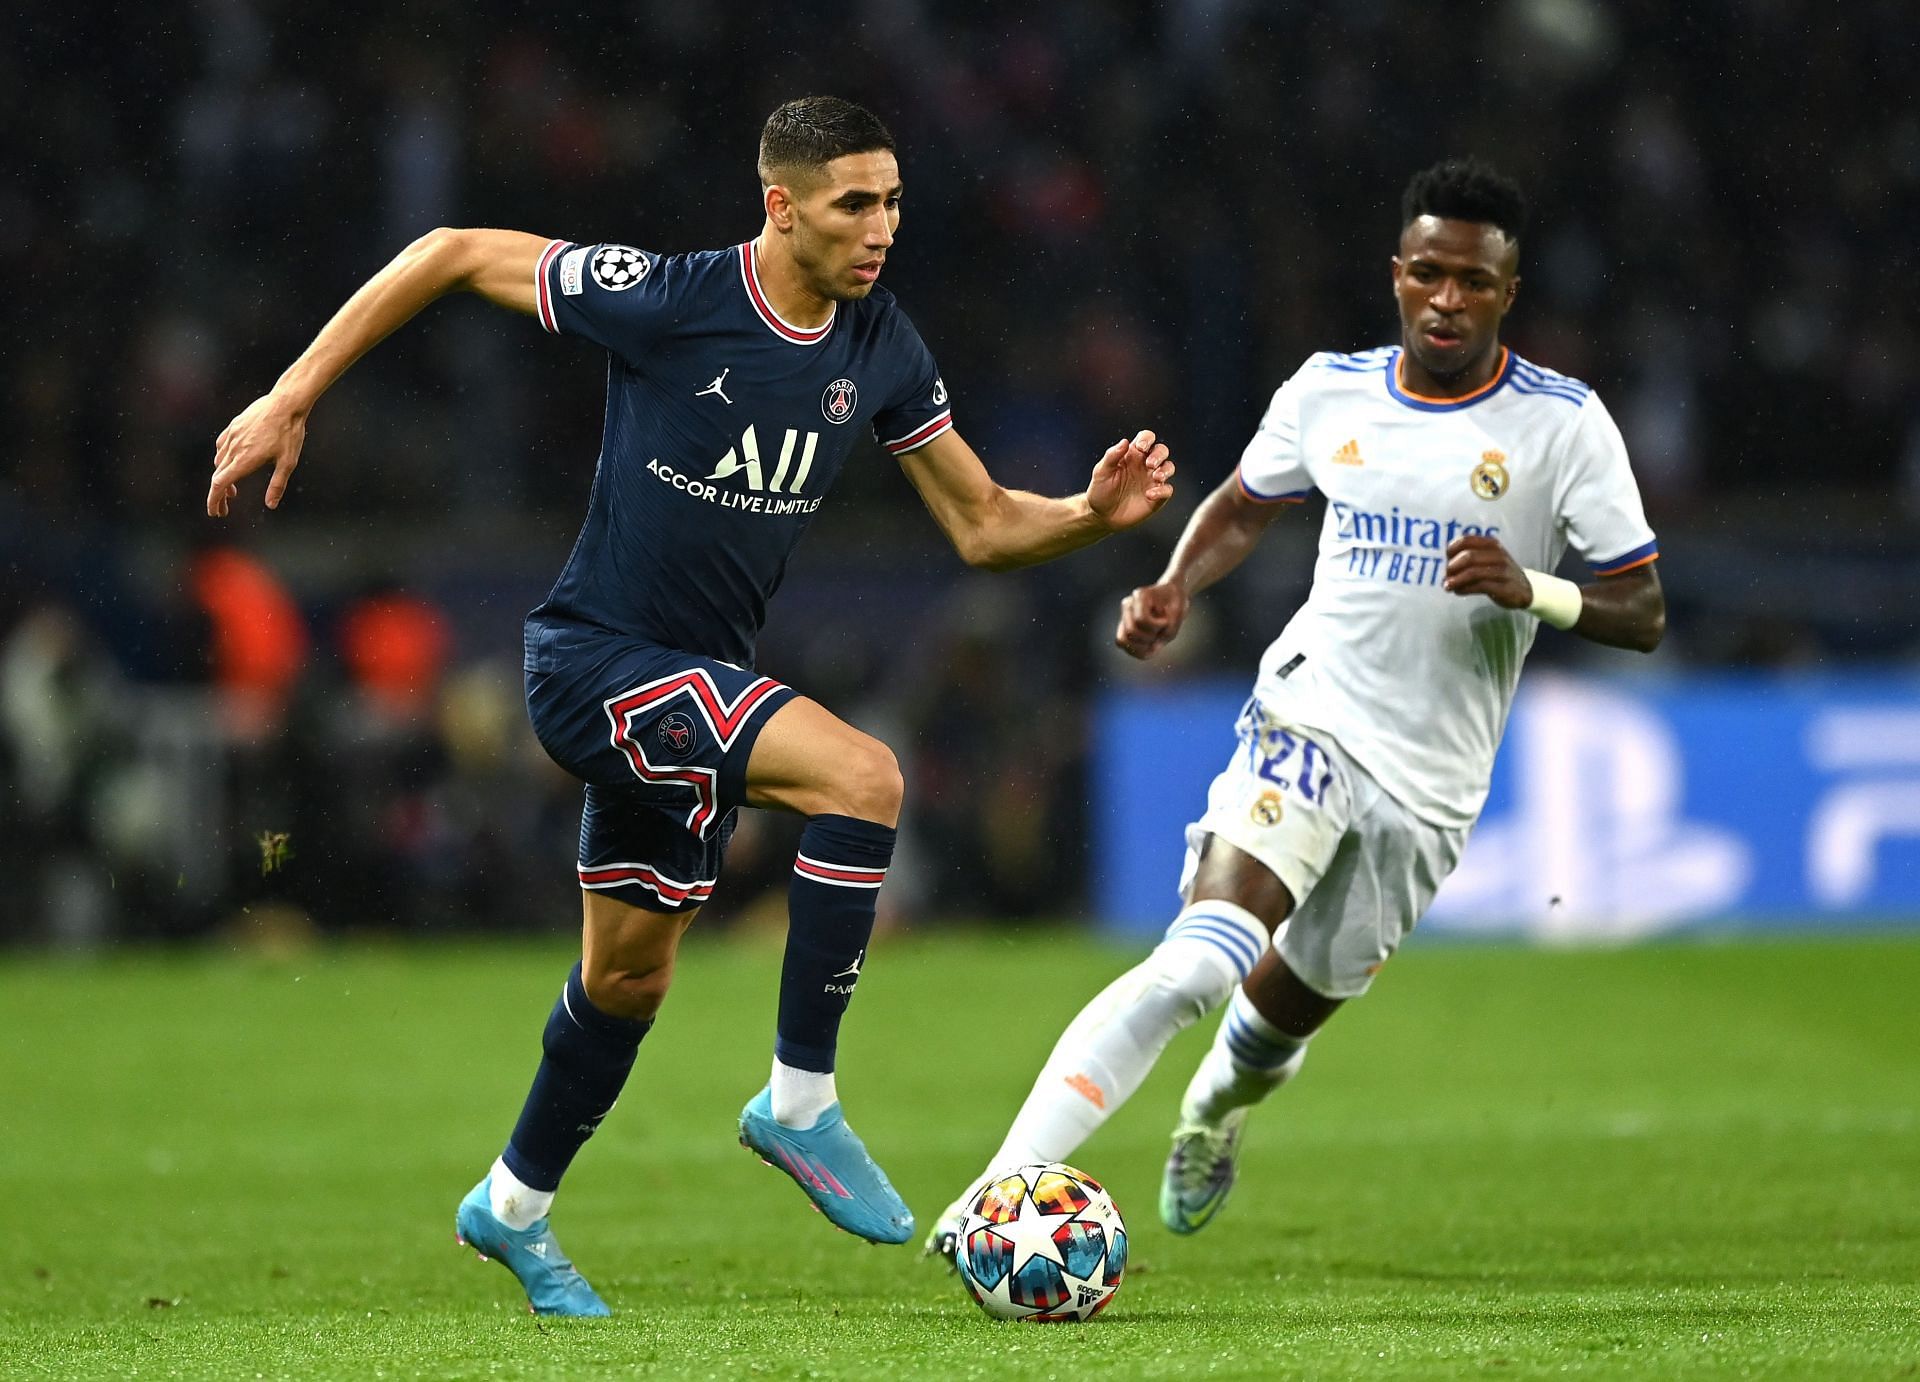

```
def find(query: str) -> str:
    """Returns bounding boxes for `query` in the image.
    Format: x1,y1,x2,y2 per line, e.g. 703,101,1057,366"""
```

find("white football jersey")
1236,346,1658,829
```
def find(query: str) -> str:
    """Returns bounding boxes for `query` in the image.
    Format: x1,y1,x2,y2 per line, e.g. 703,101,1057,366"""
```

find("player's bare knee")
581,959,674,1021
831,735,903,824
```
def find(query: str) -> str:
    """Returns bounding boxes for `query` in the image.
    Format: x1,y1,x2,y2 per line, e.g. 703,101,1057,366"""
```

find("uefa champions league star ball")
953,1163,1127,1322
590,245,648,289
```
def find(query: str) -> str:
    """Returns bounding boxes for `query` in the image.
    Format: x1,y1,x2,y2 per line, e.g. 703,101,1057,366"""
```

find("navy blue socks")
501,962,653,1192
775,815,896,1073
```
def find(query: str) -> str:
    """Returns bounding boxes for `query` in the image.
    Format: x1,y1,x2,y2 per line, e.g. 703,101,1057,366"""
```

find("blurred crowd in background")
4,1,1916,944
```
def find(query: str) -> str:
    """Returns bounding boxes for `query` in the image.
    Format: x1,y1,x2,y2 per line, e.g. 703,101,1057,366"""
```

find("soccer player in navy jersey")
207,96,1174,1316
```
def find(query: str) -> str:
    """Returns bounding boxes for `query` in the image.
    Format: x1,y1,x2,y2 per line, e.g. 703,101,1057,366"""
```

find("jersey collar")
737,241,836,346
1386,346,1513,412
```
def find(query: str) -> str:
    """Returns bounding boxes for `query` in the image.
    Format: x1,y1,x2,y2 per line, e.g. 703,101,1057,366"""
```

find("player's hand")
1087,429,1175,532
208,391,309,518
1443,533,1533,609
1115,580,1189,659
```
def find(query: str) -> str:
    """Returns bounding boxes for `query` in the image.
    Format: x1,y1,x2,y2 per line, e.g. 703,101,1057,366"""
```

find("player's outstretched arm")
1115,480,1289,659
898,428,1174,570
207,228,551,516
1443,534,1666,652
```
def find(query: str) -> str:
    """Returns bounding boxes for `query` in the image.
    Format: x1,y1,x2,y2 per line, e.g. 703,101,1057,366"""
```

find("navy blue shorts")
525,622,796,913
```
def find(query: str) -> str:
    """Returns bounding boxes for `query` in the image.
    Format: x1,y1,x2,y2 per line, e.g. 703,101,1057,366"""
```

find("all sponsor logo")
705,425,820,494
821,377,858,424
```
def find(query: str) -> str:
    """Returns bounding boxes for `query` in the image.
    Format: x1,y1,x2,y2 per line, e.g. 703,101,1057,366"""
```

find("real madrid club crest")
1470,449,1509,500
821,378,858,424
1251,790,1284,827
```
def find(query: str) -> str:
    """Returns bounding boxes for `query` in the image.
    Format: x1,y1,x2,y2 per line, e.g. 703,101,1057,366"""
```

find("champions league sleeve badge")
590,245,650,291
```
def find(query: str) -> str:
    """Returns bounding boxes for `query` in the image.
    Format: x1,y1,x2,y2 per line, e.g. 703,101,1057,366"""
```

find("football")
952,1163,1127,1322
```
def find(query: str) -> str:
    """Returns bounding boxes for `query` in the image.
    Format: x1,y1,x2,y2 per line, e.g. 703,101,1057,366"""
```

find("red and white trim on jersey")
577,860,717,908
535,239,569,334
883,410,954,455
738,241,836,345
602,670,789,838
792,853,889,889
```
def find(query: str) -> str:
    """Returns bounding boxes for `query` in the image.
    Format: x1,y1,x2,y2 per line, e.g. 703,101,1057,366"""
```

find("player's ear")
1504,273,1521,312
765,183,796,233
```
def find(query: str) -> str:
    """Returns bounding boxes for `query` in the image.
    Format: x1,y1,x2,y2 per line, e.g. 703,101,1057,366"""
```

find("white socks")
488,1156,554,1231
1180,986,1308,1126
770,1059,838,1129
987,901,1269,1172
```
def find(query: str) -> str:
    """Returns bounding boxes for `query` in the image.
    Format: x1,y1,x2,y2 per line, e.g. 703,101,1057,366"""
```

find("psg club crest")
656,712,698,759
821,378,858,424
591,245,650,291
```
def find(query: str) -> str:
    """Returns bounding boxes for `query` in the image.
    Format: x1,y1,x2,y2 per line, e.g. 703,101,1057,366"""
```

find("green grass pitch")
2,930,1916,1379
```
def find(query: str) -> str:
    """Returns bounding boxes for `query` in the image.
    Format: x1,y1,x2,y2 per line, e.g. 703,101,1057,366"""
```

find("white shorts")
1178,699,1468,999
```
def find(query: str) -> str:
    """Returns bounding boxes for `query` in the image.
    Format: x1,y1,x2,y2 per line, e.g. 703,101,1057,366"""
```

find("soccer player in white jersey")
926,159,1666,1255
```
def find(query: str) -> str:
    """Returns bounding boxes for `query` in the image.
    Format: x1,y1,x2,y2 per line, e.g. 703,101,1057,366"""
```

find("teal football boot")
738,1087,914,1244
455,1176,611,1317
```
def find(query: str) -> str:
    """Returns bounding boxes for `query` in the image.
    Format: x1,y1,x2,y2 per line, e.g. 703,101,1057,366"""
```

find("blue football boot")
455,1176,611,1317
738,1087,914,1245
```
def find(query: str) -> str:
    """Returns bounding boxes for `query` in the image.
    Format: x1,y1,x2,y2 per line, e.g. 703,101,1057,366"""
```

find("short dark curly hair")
1400,159,1528,245
758,96,894,188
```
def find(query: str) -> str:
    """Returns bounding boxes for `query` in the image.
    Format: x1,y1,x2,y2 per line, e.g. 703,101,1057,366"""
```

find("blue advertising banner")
1092,673,1920,939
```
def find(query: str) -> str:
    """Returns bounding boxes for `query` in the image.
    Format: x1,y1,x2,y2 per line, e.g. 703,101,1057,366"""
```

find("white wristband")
1523,569,1583,630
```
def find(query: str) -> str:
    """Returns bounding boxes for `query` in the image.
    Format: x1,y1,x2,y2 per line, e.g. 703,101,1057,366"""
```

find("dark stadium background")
4,1,1916,944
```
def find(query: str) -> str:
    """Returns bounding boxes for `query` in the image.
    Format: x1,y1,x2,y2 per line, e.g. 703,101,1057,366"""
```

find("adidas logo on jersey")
1331,439,1365,466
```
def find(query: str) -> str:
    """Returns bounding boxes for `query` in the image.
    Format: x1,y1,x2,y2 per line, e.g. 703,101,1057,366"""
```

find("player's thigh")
1184,834,1297,930
526,633,795,826
1278,774,1466,999
1177,705,1354,931
742,695,903,825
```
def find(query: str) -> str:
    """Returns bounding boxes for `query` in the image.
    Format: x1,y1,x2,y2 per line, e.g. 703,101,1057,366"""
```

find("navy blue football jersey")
525,238,953,667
